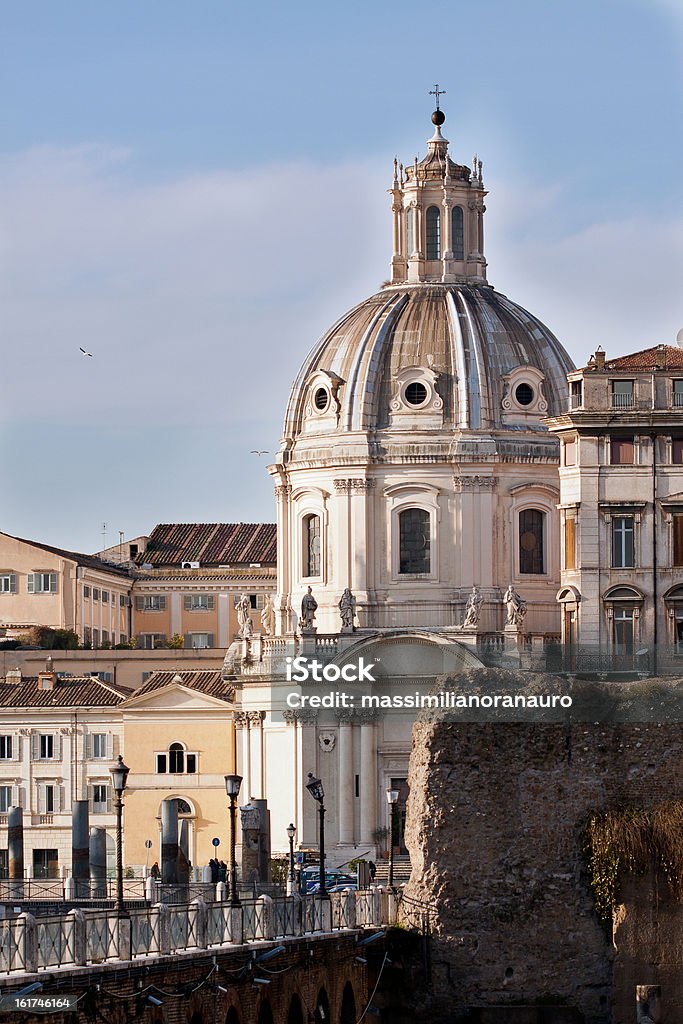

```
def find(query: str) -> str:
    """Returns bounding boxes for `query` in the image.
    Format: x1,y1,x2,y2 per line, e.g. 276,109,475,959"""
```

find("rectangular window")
0,573,17,594
673,380,683,407
303,516,321,577
39,735,54,760
135,595,166,611
613,608,635,651
92,734,107,759
101,591,109,603
188,633,213,649
674,515,683,567
27,572,57,594
92,588,100,601
0,736,12,759
186,753,196,774
611,437,635,465
91,784,109,813
519,508,545,575
33,849,59,879
184,594,215,611
44,784,55,814
156,753,167,773
83,626,92,646
83,585,91,598
612,516,635,568
569,380,583,410
92,628,99,648
612,380,634,409
119,594,127,607
0,786,12,813
101,630,109,645
119,633,128,645
399,508,431,574
564,517,576,570
672,439,683,464
140,633,166,650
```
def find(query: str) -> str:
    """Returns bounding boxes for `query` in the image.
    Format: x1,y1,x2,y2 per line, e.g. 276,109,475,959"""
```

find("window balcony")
612,393,634,409
673,392,683,408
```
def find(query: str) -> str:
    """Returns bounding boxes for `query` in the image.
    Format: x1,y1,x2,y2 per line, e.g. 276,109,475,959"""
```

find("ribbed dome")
283,283,575,440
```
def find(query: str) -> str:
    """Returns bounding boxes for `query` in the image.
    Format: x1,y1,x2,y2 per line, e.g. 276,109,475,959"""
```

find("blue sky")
1,0,681,552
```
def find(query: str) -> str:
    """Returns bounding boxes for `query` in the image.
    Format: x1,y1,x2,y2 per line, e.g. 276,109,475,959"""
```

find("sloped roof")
2,533,132,579
0,675,130,708
599,345,683,372
138,524,277,567
133,670,234,703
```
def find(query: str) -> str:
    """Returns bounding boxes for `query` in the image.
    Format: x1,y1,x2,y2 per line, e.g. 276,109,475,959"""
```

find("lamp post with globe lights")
109,755,130,914
306,772,327,898
386,788,399,889
224,774,242,906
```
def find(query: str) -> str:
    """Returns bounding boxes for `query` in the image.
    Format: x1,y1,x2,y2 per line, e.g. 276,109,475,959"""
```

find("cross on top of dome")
429,83,446,127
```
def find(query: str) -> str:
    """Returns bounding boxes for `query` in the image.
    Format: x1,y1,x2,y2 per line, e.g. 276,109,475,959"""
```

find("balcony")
612,392,634,410
673,392,683,408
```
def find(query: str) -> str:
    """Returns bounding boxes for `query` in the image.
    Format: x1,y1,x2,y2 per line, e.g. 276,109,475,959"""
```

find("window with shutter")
610,437,635,464
0,736,12,759
674,515,683,567
0,786,11,813
0,573,16,594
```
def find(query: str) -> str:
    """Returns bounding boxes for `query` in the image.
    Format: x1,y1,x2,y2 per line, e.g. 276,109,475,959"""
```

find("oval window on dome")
515,383,535,407
404,381,429,407
314,387,330,412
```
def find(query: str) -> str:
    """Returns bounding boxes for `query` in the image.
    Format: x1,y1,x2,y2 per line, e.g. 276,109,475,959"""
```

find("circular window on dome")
404,381,429,407
313,387,330,412
514,383,535,407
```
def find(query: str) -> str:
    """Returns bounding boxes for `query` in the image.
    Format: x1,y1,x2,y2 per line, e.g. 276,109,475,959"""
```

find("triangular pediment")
120,681,233,712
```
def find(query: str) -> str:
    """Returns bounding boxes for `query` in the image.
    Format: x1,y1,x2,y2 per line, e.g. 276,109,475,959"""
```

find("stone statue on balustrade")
461,585,484,629
260,594,276,636
339,587,357,632
504,584,527,629
300,586,318,631
236,593,253,639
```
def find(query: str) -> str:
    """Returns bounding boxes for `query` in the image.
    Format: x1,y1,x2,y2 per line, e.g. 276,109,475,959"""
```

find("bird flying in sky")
79,347,93,357
250,450,269,456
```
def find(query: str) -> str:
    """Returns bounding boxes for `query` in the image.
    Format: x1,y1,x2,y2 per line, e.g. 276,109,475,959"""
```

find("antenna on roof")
102,522,107,551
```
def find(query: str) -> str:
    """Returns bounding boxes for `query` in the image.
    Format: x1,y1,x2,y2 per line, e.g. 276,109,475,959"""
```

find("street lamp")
386,788,399,889
109,755,130,914
286,822,296,895
224,774,242,906
306,772,327,898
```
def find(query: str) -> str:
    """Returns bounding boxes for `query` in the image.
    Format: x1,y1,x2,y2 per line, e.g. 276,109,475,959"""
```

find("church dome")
282,282,574,440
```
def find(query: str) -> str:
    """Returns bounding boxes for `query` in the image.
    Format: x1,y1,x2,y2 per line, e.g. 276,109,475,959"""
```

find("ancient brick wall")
403,671,683,1024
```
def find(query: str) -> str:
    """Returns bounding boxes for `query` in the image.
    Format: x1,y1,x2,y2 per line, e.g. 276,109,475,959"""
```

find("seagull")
79,347,93,357
250,450,269,456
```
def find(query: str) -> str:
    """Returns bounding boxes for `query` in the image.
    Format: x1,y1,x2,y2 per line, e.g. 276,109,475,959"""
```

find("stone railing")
0,888,400,976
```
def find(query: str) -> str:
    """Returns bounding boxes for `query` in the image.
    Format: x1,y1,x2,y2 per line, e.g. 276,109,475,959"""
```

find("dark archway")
225,1009,240,1024
257,1001,274,1024
340,982,356,1024
315,988,330,1023
189,1013,203,1024
286,994,305,1024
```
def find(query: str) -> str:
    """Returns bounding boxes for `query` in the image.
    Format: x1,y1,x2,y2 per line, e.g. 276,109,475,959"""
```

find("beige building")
547,344,683,655
0,533,133,646
0,667,128,878
119,670,236,872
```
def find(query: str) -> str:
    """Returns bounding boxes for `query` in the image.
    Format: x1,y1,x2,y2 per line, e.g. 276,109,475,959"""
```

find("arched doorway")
314,988,330,1023
225,1008,240,1024
340,982,356,1024
257,1001,274,1024
286,994,304,1024
158,796,197,872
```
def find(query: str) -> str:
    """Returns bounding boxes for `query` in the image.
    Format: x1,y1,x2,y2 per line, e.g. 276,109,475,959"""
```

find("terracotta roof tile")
133,670,234,703
0,675,130,708
592,345,683,372
138,524,276,568
3,533,132,579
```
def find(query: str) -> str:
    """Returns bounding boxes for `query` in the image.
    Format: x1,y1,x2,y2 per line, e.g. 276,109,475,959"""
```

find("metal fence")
0,887,402,976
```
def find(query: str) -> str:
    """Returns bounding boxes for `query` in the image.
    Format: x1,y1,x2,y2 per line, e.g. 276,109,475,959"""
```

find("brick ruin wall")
403,671,683,1024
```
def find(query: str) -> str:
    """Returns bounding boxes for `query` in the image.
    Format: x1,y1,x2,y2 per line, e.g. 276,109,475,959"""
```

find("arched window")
519,509,545,574
303,514,321,577
169,742,185,774
340,983,357,1024
286,995,304,1024
426,206,441,260
451,205,464,260
406,207,414,255
399,508,431,574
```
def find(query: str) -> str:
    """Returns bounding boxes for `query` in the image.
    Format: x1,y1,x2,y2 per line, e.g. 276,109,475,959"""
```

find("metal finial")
429,84,446,110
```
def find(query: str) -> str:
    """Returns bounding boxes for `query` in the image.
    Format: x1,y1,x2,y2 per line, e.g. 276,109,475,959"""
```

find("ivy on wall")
585,801,683,920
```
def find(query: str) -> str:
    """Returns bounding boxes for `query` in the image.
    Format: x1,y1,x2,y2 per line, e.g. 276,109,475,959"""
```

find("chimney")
5,667,22,685
37,672,56,691
594,346,606,370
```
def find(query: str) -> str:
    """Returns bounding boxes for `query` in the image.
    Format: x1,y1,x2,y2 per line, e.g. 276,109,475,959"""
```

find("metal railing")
0,887,402,976
612,392,634,409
